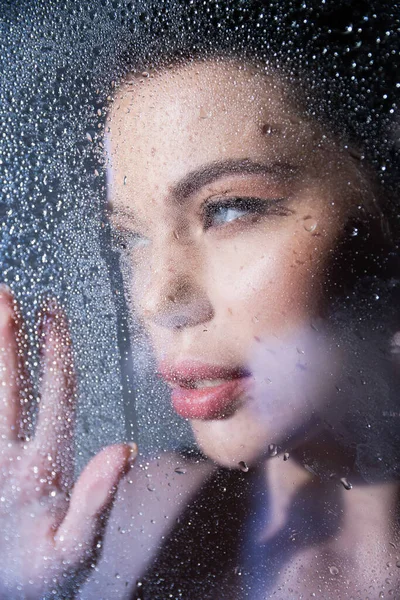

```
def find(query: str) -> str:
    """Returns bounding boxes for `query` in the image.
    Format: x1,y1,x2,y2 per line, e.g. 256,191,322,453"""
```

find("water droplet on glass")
329,566,339,575
199,106,208,119
340,477,352,490
283,452,290,461
303,217,318,232
238,461,249,472
268,444,278,456
174,467,186,475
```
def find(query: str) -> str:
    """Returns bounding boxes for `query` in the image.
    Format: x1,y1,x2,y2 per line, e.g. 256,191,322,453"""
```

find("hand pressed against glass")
108,61,360,466
0,287,136,598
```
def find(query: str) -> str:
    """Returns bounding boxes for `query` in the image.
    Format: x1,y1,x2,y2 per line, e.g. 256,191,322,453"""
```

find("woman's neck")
251,453,400,594
260,453,398,540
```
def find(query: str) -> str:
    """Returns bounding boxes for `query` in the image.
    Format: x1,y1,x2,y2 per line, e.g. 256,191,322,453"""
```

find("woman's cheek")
207,224,323,336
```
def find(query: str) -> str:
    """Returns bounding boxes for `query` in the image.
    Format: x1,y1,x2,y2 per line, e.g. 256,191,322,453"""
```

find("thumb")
55,443,137,559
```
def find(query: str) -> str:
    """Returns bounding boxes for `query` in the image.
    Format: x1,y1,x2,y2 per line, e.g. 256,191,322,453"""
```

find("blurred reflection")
1,1,399,599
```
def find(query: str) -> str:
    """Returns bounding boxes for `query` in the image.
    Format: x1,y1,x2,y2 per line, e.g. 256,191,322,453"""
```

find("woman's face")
108,60,359,466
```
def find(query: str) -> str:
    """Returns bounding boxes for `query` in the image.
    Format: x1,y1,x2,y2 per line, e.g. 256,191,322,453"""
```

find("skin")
0,288,137,598
107,60,361,466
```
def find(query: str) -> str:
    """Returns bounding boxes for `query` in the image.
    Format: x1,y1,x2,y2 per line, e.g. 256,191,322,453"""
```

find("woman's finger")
0,285,25,443
33,301,76,489
54,443,137,559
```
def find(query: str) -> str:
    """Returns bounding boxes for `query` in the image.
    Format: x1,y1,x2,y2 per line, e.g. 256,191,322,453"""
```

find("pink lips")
158,361,251,420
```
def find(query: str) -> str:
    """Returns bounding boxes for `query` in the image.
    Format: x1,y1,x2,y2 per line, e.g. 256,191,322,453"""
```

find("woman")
0,1,399,599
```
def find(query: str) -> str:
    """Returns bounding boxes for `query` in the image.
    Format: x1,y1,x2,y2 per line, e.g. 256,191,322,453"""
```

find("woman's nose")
140,255,214,331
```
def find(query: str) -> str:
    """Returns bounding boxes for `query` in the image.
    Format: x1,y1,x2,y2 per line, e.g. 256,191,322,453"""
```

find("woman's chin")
189,397,325,469
190,410,284,469
197,439,265,469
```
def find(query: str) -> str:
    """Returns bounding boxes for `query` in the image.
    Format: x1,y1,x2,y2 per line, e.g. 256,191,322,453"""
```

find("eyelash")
202,196,292,230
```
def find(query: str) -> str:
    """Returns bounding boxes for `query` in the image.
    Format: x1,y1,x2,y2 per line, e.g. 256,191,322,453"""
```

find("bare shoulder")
79,449,215,600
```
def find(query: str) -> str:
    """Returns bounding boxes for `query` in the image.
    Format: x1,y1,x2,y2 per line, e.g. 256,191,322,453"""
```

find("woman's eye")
111,228,149,253
202,197,289,229
209,205,249,226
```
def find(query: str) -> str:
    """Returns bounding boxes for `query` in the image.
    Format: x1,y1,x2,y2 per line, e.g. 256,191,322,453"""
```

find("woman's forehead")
109,59,307,135
107,60,318,172
104,59,349,216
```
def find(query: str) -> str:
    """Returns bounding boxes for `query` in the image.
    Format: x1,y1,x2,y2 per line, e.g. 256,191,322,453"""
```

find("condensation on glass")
0,1,399,599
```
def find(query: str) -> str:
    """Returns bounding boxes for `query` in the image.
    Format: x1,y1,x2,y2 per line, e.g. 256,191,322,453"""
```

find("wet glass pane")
0,1,399,598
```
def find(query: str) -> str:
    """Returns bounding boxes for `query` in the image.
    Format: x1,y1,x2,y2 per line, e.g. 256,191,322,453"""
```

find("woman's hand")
0,285,137,599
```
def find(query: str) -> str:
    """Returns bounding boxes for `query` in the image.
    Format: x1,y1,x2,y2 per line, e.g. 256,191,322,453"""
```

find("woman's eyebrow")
105,158,299,221
171,159,299,203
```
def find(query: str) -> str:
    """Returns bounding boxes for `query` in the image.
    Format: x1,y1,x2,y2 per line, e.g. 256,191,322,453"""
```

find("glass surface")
0,1,399,598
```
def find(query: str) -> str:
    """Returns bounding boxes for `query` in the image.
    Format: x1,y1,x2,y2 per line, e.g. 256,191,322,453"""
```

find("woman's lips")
157,361,251,420
170,378,250,419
